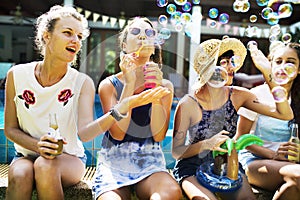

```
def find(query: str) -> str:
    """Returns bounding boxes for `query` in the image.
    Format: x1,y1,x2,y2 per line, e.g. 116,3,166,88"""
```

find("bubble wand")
135,42,144,57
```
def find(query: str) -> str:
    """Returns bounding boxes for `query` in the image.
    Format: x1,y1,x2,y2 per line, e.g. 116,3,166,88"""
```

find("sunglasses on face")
129,27,156,38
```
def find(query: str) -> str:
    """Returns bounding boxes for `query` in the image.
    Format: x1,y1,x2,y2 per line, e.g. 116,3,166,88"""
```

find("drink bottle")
288,123,300,162
49,113,63,156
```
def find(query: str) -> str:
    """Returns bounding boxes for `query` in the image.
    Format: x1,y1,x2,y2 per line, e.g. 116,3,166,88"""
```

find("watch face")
110,108,122,121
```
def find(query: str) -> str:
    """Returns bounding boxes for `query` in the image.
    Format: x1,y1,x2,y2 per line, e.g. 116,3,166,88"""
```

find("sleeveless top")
101,75,159,147
12,61,86,157
93,75,167,198
173,88,238,182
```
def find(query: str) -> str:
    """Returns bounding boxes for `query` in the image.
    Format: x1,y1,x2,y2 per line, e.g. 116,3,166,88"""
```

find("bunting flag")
256,28,262,38
76,7,83,13
84,10,92,19
119,18,126,29
110,17,117,27
74,6,299,37
233,26,239,35
263,29,270,38
224,24,231,33
93,13,100,22
216,21,222,30
239,27,246,36
102,15,109,26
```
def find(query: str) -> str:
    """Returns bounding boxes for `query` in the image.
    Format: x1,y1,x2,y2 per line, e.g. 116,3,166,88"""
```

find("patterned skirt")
92,140,167,199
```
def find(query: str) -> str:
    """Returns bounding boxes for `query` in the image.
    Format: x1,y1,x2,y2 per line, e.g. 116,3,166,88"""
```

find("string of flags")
76,6,126,28
76,6,300,38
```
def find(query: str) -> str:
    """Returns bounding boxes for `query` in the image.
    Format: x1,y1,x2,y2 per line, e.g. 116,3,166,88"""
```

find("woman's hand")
143,61,163,88
272,141,299,161
119,53,138,85
115,86,171,115
249,43,271,73
37,134,66,159
204,130,230,152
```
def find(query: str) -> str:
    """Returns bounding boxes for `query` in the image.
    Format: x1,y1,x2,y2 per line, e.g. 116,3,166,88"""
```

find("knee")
159,182,182,200
33,158,56,179
169,183,183,198
8,167,34,187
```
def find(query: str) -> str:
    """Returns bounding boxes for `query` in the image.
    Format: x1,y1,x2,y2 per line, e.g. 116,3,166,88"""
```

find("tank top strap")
108,75,123,100
187,94,203,110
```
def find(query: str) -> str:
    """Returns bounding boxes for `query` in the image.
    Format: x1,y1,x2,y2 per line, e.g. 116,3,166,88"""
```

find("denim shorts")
12,152,87,165
238,149,261,171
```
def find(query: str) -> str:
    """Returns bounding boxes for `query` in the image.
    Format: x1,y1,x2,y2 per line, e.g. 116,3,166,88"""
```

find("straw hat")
192,37,247,89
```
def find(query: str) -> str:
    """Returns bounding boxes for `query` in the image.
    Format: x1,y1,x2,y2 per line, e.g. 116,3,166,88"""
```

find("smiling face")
121,19,156,57
271,46,300,83
44,16,84,63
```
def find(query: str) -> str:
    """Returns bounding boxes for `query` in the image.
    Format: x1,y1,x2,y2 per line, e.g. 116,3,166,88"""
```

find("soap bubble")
278,3,293,19
174,0,187,6
233,1,243,12
271,86,287,102
270,24,281,36
269,34,279,42
230,56,242,69
247,40,258,51
272,65,290,85
256,0,268,6
181,13,192,24
175,23,183,32
182,2,192,12
158,15,168,25
157,0,168,7
209,8,219,19
209,20,217,28
158,28,171,40
261,7,273,19
219,13,229,24
250,15,258,23
193,0,201,4
170,11,182,24
267,12,279,26
281,33,292,43
283,63,297,78
241,1,250,13
222,35,229,40
208,66,228,88
166,4,177,14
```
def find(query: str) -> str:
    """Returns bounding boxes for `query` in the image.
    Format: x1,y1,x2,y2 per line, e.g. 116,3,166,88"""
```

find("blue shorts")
12,152,87,165
238,149,262,171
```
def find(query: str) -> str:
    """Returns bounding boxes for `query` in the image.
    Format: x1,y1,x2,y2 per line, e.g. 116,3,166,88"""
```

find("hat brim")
218,38,247,72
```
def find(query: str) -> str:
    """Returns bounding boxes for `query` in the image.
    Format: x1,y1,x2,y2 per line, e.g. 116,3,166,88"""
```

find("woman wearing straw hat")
171,37,294,200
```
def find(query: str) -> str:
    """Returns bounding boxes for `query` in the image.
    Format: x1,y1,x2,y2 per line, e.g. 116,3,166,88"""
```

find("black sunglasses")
129,27,156,38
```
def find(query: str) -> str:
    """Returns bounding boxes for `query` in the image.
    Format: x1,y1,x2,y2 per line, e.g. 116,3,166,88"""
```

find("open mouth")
66,47,76,53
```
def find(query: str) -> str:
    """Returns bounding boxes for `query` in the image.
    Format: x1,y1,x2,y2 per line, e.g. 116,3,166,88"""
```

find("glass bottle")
288,123,300,162
48,113,63,156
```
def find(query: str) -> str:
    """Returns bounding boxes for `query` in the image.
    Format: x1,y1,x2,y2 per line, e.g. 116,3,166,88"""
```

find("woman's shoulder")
177,94,198,108
162,79,174,91
10,61,37,72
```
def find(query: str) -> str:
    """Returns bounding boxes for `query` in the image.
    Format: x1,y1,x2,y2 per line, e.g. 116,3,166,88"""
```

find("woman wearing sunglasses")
92,17,182,200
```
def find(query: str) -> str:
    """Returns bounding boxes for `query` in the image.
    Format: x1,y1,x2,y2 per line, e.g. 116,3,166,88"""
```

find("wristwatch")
109,107,127,121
